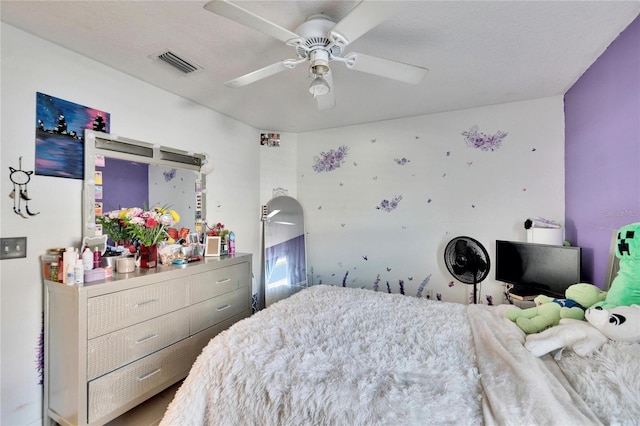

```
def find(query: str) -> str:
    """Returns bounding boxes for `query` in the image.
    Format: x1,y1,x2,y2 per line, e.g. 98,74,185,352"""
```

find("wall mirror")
82,130,206,241
261,195,307,308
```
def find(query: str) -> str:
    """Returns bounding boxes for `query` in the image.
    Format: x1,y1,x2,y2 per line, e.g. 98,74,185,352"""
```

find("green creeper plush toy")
592,222,640,309
506,283,607,334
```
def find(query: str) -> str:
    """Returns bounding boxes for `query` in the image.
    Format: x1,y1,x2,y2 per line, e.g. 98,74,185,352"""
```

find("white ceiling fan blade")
329,1,400,45
345,53,429,84
224,62,289,88
204,0,300,43
316,72,335,110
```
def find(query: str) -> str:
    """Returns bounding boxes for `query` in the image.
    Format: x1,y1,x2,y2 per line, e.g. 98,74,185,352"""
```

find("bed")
160,285,639,425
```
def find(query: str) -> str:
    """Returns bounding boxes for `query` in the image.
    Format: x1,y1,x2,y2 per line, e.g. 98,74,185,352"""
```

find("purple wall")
565,15,640,288
100,157,149,212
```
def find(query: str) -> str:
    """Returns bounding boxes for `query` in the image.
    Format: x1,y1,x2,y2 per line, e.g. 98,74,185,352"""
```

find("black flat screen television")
495,240,582,298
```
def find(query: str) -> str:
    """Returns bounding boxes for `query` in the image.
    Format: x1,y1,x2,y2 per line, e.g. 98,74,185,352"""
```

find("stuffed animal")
525,305,640,357
592,222,640,309
506,283,607,334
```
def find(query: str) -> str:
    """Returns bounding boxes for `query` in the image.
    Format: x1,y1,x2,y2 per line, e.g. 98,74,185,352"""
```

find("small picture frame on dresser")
205,236,222,256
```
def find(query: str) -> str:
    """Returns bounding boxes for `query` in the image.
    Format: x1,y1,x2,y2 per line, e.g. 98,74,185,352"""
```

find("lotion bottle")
63,247,76,284
82,247,93,270
74,259,84,284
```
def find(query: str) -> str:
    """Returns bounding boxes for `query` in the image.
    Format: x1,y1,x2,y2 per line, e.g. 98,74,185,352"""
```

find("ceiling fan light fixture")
311,63,330,75
309,75,331,97
309,49,330,76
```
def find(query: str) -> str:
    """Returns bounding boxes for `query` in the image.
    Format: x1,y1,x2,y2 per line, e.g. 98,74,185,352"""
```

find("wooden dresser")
44,253,252,426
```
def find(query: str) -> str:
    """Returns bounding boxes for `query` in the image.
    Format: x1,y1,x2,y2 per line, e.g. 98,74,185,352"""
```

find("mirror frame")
82,130,207,241
261,195,307,309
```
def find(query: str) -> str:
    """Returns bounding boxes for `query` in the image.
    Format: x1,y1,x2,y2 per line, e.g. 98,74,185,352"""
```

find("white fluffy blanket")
161,286,630,426
556,341,640,424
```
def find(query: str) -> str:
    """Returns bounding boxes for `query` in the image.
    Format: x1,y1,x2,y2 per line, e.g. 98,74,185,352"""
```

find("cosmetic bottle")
229,232,236,255
93,247,102,269
74,259,84,284
66,268,74,286
57,250,65,283
82,247,93,270
63,247,76,284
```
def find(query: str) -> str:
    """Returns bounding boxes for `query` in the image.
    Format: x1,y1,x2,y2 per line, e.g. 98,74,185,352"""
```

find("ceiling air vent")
157,51,200,74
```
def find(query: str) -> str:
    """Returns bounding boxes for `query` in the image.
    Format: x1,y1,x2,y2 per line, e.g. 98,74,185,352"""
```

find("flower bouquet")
125,207,180,247
97,206,180,268
96,208,131,246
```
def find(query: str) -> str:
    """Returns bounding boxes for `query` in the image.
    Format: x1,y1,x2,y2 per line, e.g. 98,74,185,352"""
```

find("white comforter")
161,285,635,425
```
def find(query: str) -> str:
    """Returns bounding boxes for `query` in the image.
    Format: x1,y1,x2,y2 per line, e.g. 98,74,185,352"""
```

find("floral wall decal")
312,145,349,172
394,157,410,165
462,125,508,151
416,274,432,298
373,274,381,292
376,195,403,212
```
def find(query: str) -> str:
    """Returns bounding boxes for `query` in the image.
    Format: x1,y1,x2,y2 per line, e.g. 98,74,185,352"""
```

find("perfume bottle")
228,232,235,255
93,247,102,269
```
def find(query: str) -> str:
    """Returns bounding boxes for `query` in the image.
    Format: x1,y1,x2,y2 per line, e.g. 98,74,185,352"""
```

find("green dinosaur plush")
506,283,607,334
592,222,640,309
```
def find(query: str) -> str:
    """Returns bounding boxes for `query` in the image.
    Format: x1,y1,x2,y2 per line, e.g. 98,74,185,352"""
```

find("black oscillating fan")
444,236,490,304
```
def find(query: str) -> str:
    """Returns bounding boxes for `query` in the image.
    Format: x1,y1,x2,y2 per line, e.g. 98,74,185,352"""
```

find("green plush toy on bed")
592,222,640,309
506,283,607,334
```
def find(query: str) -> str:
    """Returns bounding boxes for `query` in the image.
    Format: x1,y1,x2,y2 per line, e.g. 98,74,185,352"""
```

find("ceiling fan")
203,0,429,110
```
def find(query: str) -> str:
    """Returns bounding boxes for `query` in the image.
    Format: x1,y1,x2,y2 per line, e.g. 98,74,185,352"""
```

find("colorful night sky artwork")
35,92,110,179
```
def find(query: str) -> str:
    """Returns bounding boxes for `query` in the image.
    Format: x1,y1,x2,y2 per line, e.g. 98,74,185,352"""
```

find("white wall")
297,97,566,304
0,23,260,426
259,131,298,204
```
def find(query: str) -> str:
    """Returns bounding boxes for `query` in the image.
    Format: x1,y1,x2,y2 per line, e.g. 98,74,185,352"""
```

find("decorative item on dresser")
43,253,252,426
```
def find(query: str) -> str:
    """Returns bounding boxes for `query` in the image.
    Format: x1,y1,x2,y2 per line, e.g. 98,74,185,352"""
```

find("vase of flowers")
126,207,180,268
96,208,132,246
139,243,159,268
96,206,180,268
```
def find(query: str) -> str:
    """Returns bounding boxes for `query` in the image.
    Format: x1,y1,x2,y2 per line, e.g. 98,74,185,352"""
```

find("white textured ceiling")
2,1,639,132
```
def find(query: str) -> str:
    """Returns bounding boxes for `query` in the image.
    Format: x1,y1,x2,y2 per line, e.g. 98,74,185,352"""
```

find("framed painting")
35,92,111,179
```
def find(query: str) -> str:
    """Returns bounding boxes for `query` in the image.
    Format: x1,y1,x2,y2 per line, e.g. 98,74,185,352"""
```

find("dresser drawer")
87,280,187,339
190,285,251,334
88,340,192,423
87,309,189,380
189,262,249,304
190,310,252,358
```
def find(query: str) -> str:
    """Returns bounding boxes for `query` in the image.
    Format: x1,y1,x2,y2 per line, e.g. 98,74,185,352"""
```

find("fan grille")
296,37,343,59
444,237,490,285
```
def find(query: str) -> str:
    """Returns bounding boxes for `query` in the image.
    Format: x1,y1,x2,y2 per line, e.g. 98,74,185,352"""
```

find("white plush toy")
525,305,640,358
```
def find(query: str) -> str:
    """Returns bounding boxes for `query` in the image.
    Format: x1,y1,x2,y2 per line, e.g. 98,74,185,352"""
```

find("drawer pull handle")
217,304,232,311
136,333,160,344
216,278,232,284
138,368,161,381
135,298,159,308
